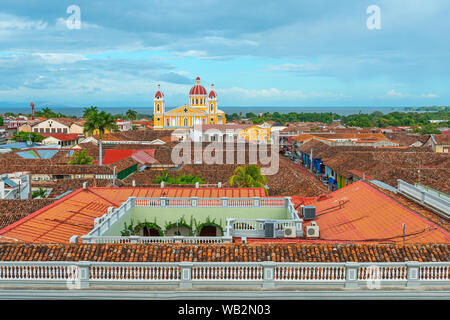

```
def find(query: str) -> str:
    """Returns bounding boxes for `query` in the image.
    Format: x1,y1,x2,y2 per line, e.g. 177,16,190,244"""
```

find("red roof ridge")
0,188,85,235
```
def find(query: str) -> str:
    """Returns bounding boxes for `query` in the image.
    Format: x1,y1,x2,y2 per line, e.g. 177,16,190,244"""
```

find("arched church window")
183,117,188,126
196,99,198,104
210,103,214,112
157,104,160,112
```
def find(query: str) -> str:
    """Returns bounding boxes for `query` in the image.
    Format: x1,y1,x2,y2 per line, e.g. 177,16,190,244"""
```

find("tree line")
226,110,449,132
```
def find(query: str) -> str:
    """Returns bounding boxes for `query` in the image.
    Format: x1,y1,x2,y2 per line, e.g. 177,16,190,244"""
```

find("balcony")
79,196,302,244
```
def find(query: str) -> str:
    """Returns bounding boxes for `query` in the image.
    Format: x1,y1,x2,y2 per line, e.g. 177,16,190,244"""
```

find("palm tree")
32,187,47,199
152,171,172,183
83,110,118,139
126,109,137,121
68,150,93,165
83,106,98,118
42,107,54,119
229,164,268,194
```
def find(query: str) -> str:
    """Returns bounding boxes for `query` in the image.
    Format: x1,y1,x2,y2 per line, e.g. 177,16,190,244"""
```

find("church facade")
153,77,226,129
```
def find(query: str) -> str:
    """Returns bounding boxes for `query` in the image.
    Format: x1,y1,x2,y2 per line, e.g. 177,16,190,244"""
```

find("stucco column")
406,261,420,287
345,262,359,288
179,262,193,288
262,261,276,288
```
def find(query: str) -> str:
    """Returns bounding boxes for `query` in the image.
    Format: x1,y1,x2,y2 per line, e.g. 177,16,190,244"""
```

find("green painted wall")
104,207,291,236
118,163,138,180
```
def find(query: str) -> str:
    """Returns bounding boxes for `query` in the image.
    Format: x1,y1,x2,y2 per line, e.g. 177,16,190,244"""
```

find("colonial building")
153,77,226,129
190,124,271,143
31,118,85,135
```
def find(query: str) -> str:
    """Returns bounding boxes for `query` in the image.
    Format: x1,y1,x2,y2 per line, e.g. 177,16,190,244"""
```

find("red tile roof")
292,181,450,244
0,243,448,263
42,133,79,141
99,149,154,165
0,187,266,243
347,169,374,180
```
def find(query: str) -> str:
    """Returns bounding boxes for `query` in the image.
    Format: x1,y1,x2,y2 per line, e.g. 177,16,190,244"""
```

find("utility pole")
99,140,103,166
403,223,406,243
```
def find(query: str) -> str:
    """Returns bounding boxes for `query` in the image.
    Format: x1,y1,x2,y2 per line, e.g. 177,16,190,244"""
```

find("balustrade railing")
81,236,233,244
1,261,448,289
85,196,298,241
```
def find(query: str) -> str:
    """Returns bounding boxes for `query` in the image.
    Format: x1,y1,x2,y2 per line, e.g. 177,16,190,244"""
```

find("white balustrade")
0,261,449,289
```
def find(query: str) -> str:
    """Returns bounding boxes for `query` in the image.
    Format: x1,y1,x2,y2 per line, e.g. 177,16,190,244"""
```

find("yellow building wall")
238,127,271,142
85,128,112,137
435,145,450,153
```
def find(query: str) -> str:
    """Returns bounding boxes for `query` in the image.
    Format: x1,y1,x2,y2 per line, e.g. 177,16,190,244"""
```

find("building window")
34,129,38,133
210,103,214,112
157,103,160,112
63,128,68,133
183,118,188,126
196,99,198,104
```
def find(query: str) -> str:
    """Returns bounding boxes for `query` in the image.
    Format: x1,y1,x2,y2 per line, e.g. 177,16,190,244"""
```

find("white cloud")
0,13,47,31
32,53,88,64
220,87,346,100
265,63,319,73
386,89,406,97
421,93,439,98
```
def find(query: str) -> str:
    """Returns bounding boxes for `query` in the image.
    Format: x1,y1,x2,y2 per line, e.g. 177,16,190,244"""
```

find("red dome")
190,85,207,95
189,76,207,95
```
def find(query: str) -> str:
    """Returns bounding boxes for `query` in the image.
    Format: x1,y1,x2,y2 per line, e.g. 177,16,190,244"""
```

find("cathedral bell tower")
153,84,165,128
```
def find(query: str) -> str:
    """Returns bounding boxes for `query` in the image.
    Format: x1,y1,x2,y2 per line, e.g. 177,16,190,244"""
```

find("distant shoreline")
0,105,428,117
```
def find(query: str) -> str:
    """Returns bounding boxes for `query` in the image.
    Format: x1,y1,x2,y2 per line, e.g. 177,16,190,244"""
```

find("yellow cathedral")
153,76,226,129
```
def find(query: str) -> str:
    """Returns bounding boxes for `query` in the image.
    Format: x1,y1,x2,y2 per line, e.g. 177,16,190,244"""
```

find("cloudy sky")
0,0,449,109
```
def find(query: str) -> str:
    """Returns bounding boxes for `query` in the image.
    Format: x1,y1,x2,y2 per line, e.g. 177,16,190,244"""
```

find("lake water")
0,105,411,117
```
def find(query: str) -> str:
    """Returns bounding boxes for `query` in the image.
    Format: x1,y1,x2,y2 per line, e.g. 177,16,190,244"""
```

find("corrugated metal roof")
131,150,157,164
370,180,398,193
1,177,18,188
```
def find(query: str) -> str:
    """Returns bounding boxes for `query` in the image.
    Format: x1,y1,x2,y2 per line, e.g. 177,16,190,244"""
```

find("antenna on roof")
403,223,406,243
112,166,118,187
99,140,103,166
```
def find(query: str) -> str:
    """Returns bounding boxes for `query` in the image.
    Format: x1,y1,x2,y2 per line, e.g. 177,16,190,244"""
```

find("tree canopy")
68,150,94,165
225,110,449,129
229,164,268,195
83,110,118,139
12,131,45,142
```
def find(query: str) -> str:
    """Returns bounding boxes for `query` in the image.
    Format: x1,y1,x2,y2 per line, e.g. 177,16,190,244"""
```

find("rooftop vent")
301,206,316,220
264,221,277,238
